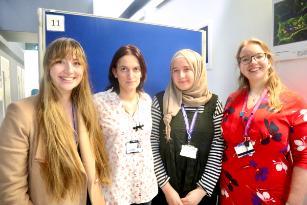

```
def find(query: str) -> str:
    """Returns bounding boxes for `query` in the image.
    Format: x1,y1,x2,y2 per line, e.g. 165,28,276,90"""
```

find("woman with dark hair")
220,38,307,205
94,45,158,204
0,37,110,205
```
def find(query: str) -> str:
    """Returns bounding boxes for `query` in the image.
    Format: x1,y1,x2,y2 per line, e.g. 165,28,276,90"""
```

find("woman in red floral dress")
220,38,307,205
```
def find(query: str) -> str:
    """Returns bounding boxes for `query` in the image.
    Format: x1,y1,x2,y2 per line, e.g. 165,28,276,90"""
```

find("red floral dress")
220,89,307,205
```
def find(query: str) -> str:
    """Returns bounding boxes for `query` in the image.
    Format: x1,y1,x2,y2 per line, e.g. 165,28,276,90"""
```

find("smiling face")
112,54,142,94
238,43,271,85
171,57,194,91
49,55,84,96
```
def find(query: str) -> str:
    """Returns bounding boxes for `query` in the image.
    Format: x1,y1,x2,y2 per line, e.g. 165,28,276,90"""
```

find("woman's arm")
287,104,307,205
285,93,307,205
151,96,170,187
151,96,185,204
0,102,33,205
287,166,307,205
162,182,183,205
181,99,224,204
196,99,224,196
181,185,206,205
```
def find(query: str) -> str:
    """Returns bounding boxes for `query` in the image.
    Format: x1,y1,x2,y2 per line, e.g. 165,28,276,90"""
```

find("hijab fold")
163,49,212,140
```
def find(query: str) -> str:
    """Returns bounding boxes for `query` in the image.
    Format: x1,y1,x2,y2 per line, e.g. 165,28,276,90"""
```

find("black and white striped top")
151,96,224,196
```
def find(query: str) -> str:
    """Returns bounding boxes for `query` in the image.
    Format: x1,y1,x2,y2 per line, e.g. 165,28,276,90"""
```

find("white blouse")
94,90,158,205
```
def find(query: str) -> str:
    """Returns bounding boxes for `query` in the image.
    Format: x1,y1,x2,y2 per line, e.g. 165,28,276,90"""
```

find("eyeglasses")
238,53,267,65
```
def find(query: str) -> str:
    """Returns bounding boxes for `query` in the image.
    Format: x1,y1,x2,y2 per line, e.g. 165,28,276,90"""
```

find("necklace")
247,91,264,107
240,89,268,139
121,94,139,116
249,94,260,103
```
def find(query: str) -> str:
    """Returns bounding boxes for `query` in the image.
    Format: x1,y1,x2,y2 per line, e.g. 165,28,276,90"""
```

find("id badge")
126,140,142,154
180,144,198,159
234,141,255,158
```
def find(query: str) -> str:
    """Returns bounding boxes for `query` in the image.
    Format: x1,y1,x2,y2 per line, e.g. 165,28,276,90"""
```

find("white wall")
134,0,307,103
24,50,39,97
0,0,93,33
0,35,24,122
277,59,307,102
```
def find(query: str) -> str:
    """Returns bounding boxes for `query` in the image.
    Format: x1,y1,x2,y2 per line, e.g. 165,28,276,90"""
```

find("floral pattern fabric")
94,90,158,205
220,89,307,205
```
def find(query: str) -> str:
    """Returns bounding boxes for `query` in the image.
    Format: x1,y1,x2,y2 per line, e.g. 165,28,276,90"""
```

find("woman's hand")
181,186,206,205
162,182,183,205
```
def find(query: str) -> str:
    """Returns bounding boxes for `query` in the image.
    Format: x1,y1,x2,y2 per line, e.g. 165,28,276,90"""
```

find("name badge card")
126,140,142,154
234,141,255,158
180,145,198,159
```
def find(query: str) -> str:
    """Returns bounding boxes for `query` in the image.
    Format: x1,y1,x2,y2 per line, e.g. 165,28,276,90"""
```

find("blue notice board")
42,10,203,96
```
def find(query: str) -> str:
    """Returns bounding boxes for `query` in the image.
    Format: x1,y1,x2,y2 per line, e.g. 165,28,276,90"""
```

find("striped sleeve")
150,96,170,188
197,99,224,196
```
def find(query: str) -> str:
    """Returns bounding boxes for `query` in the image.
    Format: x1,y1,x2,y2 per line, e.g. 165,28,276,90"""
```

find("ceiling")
0,0,173,44
93,0,172,20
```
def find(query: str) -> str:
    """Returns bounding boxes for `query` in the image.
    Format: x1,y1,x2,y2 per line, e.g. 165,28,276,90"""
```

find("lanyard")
240,89,268,139
72,105,78,145
181,106,199,143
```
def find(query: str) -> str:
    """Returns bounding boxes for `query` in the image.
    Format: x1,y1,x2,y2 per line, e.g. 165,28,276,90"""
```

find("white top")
94,89,158,204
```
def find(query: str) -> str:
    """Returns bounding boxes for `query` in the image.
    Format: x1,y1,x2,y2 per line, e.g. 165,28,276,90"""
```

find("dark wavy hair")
107,45,147,93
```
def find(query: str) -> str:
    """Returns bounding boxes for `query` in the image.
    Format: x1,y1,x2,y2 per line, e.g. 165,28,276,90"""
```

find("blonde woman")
220,38,307,205
151,49,224,205
0,37,110,205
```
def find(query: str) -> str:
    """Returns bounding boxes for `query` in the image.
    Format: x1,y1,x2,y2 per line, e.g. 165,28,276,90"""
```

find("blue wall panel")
45,10,202,96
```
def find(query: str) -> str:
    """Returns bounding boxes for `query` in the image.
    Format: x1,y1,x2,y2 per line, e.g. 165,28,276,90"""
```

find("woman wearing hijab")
151,49,224,205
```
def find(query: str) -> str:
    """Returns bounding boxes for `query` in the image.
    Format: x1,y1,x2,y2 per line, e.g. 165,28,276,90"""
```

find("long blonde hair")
236,38,284,111
37,37,110,201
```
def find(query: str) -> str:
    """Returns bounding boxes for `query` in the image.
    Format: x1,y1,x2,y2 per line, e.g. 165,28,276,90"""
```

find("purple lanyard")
240,89,268,139
72,105,78,145
181,106,199,143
